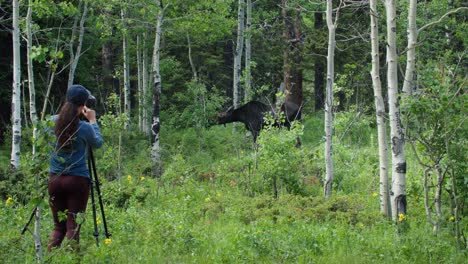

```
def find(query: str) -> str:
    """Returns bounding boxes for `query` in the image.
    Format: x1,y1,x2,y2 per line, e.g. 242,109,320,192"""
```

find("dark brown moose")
217,100,301,142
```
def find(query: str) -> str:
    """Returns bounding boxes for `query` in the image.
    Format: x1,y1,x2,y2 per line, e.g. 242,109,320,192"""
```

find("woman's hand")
82,106,96,123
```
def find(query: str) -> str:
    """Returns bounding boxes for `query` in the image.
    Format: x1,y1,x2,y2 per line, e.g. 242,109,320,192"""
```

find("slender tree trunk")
26,2,37,126
402,0,417,96
137,34,143,132
233,0,245,108
323,0,337,199
385,0,407,222
370,0,391,217
433,164,444,234
26,0,43,259
151,5,166,176
187,32,198,80
142,30,149,135
68,0,88,87
121,7,131,129
40,67,56,120
423,169,435,227
314,12,325,111
244,0,252,102
449,168,462,249
10,0,22,170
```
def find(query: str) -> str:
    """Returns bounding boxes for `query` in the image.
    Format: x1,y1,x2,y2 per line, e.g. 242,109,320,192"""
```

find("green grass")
0,114,465,263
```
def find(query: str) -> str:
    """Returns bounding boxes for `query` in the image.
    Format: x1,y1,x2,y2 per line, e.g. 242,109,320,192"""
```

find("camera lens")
86,97,97,108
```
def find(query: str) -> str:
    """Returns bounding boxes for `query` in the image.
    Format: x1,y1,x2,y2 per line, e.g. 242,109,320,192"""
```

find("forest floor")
0,113,465,263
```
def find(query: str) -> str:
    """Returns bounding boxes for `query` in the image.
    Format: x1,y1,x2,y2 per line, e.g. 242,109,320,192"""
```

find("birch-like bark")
402,0,417,96
244,0,252,102
67,0,88,88
142,30,149,135
385,0,407,222
11,0,22,170
151,5,167,176
121,7,131,129
233,0,245,108
40,67,56,120
137,34,143,131
433,165,444,234
187,32,197,80
26,1,37,126
324,0,337,199
26,0,43,259
369,0,391,217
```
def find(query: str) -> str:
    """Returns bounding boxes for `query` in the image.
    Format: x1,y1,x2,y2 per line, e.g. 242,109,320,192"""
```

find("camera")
86,95,97,108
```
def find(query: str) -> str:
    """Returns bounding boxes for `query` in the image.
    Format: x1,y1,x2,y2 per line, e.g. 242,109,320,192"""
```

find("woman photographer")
48,85,103,251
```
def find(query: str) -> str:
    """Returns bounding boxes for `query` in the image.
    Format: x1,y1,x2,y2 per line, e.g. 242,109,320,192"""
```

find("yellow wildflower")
359,223,365,229
217,193,222,198
398,213,406,222
449,216,455,222
140,176,145,181
127,175,132,181
372,192,378,197
104,238,112,245
5,197,13,206
97,217,102,225
205,197,211,202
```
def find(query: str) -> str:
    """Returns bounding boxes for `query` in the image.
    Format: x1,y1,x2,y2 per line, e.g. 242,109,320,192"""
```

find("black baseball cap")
66,85,95,106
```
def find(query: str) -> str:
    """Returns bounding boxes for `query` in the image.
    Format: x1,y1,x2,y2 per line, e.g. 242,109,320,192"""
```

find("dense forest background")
0,0,466,262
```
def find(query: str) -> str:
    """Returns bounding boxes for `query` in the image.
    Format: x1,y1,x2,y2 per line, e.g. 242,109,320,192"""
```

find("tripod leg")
21,207,37,235
88,155,100,246
89,148,112,238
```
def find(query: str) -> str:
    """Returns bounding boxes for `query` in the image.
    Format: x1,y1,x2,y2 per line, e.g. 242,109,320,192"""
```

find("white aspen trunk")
142,30,149,135
26,0,43,259
324,0,336,199
244,0,252,102
402,0,417,96
11,0,22,170
233,0,245,108
423,169,435,227
137,34,143,131
67,1,87,88
187,32,197,80
385,0,407,222
40,68,56,120
26,1,37,125
434,165,443,234
33,207,42,260
370,0,391,217
151,5,166,176
122,7,131,129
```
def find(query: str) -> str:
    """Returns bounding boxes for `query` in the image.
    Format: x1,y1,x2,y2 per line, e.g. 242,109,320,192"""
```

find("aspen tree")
121,5,131,129
11,0,21,170
26,0,43,259
370,0,390,216
233,0,245,108
324,0,341,199
244,0,252,102
151,3,168,176
385,0,407,222
137,34,143,132
67,0,88,87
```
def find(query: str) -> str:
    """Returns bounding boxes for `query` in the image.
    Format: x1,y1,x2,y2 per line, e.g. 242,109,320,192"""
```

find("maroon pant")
48,174,90,251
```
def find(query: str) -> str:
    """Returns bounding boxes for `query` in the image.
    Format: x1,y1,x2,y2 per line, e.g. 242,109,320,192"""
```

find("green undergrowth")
0,113,465,263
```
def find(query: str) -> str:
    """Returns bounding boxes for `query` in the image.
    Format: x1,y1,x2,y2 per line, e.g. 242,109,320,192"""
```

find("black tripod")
87,147,111,246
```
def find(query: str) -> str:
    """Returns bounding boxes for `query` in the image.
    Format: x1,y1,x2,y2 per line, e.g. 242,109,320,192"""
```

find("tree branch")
418,7,468,33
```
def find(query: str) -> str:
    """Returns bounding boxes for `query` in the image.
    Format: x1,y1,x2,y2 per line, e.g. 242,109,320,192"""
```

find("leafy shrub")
256,119,305,197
